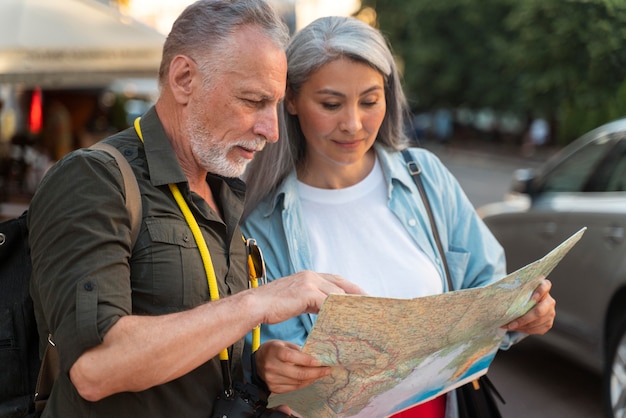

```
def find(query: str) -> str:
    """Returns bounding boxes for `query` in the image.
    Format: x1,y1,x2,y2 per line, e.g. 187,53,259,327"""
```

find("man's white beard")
187,117,263,178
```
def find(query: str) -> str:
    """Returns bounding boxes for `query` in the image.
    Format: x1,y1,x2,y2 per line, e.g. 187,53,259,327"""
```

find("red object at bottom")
390,395,446,418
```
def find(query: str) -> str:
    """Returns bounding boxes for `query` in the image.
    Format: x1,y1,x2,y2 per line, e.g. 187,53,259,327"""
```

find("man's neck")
154,100,222,218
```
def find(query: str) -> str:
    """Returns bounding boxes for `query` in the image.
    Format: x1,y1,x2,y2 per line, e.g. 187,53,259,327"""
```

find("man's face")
186,26,287,177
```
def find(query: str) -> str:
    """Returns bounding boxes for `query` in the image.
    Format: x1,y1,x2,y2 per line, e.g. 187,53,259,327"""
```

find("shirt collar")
139,106,188,187
374,143,417,195
266,143,417,216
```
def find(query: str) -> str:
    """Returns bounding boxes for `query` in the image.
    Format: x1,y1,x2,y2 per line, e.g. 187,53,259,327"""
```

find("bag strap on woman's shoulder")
401,149,453,291
401,149,506,414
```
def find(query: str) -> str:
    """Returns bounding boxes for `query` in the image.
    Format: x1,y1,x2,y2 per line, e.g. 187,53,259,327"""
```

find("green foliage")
504,0,626,112
364,0,515,111
558,80,626,145
360,0,626,144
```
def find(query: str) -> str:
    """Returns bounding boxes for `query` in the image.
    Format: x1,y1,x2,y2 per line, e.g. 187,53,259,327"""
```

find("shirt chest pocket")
134,219,208,310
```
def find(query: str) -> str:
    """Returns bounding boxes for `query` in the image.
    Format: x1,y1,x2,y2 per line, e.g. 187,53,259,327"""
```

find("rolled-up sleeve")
28,149,133,372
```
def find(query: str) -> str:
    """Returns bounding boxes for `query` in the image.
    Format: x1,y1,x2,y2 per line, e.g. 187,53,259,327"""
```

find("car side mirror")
510,168,536,195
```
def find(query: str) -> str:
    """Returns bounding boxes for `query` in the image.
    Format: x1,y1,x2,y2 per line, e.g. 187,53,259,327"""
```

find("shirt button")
183,234,190,242
408,219,417,227
84,282,95,291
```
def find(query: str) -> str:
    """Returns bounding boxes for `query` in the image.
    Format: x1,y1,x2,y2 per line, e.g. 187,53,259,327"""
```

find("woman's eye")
322,103,340,110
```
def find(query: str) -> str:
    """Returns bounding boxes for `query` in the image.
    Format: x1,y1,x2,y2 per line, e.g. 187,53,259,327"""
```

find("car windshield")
604,138,626,192
541,133,626,193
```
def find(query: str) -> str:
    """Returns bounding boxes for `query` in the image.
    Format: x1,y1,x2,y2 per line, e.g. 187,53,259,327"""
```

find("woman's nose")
339,106,363,134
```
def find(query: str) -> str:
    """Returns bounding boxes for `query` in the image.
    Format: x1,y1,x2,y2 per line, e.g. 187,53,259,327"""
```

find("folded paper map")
269,227,586,417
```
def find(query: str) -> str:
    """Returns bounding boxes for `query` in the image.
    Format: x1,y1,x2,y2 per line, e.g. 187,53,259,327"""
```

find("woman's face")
286,57,386,172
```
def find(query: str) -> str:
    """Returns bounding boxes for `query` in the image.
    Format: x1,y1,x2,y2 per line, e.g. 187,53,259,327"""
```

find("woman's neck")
297,148,376,189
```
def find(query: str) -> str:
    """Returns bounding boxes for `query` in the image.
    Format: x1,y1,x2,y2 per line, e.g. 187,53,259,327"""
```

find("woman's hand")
503,278,556,334
255,340,331,394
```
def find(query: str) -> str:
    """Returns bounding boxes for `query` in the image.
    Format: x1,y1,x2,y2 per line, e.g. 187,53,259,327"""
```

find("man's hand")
251,271,366,326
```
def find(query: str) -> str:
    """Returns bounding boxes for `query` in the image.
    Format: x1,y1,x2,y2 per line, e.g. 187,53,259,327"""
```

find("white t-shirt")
297,157,443,299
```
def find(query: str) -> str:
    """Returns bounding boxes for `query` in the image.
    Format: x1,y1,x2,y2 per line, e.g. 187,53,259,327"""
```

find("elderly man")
27,1,362,416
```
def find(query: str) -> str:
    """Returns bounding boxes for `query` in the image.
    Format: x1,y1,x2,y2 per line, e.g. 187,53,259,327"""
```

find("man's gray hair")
158,0,289,87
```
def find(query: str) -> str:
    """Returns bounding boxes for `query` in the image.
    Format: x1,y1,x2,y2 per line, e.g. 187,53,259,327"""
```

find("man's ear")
167,55,197,104
285,86,298,115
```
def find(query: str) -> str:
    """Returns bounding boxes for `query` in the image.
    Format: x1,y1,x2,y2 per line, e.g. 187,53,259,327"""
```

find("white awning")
0,0,165,88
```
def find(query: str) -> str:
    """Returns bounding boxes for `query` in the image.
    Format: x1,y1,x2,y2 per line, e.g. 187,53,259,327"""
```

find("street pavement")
417,137,559,169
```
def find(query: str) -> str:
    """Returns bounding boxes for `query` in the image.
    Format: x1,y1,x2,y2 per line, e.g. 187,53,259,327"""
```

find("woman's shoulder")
378,144,447,173
242,185,286,228
403,145,442,163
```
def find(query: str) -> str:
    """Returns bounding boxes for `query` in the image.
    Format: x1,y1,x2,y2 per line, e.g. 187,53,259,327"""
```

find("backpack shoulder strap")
33,142,143,412
89,142,142,247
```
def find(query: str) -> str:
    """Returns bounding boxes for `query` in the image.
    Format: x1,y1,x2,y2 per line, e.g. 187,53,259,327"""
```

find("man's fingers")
258,271,365,324
319,273,367,296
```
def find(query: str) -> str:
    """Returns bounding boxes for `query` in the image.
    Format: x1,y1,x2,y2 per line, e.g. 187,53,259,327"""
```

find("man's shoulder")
33,129,142,203
99,127,142,154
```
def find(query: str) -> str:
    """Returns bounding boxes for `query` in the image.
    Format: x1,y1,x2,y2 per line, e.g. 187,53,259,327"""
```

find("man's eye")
243,98,264,107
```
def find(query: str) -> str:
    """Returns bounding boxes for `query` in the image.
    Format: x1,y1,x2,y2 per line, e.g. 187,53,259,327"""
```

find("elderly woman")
243,16,556,418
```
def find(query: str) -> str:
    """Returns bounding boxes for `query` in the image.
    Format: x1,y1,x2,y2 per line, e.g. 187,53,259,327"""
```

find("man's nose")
254,107,280,143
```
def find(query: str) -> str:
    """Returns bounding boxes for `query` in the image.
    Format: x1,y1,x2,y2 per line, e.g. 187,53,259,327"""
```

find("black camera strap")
220,358,234,398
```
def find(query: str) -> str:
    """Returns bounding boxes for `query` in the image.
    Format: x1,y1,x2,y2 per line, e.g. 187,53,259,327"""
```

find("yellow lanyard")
133,118,265,368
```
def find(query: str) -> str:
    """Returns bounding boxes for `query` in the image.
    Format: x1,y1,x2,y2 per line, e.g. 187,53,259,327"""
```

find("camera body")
211,381,294,418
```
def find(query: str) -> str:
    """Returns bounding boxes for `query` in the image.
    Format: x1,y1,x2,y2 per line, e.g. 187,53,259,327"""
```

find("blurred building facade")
112,0,360,34
0,0,361,217
0,0,164,215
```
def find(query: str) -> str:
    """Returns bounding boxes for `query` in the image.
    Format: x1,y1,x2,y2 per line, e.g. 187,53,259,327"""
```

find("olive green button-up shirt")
28,107,249,417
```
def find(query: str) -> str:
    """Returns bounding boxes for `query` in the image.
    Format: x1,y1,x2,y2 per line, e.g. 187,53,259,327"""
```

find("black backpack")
0,142,141,417
0,211,38,418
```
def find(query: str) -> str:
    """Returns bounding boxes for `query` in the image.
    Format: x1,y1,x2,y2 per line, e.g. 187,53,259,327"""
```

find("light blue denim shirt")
242,145,521,411
242,143,521,344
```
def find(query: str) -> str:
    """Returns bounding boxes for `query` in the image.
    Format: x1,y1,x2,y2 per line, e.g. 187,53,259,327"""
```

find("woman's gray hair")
243,16,410,218
158,0,289,88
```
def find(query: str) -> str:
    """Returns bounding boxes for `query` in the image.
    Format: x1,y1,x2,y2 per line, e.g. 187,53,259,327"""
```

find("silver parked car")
478,118,626,418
